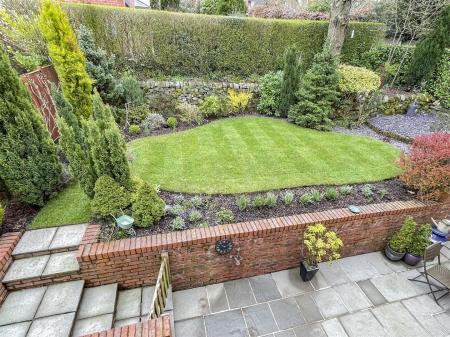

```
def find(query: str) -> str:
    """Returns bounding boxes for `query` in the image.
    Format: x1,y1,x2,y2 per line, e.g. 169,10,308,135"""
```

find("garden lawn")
130,116,401,193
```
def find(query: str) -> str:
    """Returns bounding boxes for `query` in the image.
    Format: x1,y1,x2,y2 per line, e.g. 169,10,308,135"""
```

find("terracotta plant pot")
385,244,405,261
300,261,319,282
404,252,422,266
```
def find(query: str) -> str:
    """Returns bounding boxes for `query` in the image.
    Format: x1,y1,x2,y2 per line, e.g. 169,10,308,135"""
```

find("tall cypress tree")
279,46,302,117
0,47,61,205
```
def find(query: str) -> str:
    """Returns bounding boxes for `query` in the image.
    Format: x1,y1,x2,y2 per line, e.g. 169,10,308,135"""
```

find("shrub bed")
64,4,384,76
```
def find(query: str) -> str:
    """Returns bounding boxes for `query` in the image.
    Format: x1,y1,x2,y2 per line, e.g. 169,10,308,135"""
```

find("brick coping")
77,200,436,262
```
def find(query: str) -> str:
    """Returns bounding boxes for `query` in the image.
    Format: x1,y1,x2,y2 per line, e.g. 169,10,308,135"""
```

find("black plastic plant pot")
384,244,405,261
300,261,319,282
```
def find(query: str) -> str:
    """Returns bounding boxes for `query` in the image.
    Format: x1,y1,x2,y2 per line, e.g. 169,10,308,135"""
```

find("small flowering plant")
303,223,343,267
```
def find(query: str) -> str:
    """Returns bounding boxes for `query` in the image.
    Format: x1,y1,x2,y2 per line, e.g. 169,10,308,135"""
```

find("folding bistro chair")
409,242,450,304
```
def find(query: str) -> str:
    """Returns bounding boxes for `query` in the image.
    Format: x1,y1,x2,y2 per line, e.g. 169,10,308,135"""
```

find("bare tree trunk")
327,0,353,55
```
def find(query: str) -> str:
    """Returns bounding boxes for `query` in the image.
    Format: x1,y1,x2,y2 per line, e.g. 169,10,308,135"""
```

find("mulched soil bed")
1,200,37,235
128,179,415,237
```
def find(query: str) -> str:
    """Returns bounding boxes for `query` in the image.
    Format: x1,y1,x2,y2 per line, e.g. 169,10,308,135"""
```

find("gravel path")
333,125,410,153
368,113,437,139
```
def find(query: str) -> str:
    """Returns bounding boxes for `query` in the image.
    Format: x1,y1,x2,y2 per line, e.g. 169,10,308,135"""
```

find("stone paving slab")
271,268,313,297
274,330,296,337
309,271,328,291
312,288,347,319
35,280,84,318
364,252,396,275
370,273,419,302
42,251,79,276
0,321,31,337
333,282,372,312
248,274,281,303
115,288,142,320
294,293,323,323
293,323,326,337
71,314,113,337
356,279,387,306
224,279,256,309
206,283,229,313
113,316,140,328
269,297,305,330
27,312,76,337
204,309,247,337
141,285,155,315
0,286,47,326
173,286,209,321
317,262,350,287
321,318,348,337
49,224,87,251
338,255,379,282
175,317,206,337
76,284,118,319
3,255,49,282
12,228,57,256
243,303,278,337
340,310,387,337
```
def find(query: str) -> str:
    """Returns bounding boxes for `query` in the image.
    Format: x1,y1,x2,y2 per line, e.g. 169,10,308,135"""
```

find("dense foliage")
201,0,246,15
399,133,450,201
303,223,343,266
91,175,130,218
0,47,61,206
279,46,301,117
408,224,432,257
132,181,165,227
428,50,450,108
65,4,384,77
39,0,92,119
288,49,340,131
199,95,227,118
337,65,381,93
257,71,283,116
389,216,416,253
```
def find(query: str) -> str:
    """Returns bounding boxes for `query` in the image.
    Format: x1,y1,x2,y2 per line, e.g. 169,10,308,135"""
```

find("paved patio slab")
115,288,142,320
364,252,397,275
309,271,328,291
271,268,313,297
76,284,118,319
49,224,87,250
173,286,209,321
321,318,348,337
269,297,305,330
71,314,113,337
317,262,350,286
27,312,75,337
274,330,296,337
243,303,278,337
114,316,140,328
42,251,79,276
294,293,323,323
312,288,347,319
3,255,49,282
356,279,387,306
370,273,419,302
340,310,387,337
333,282,372,312
0,321,31,337
204,309,247,337
175,317,206,337
35,280,84,318
141,286,155,315
338,255,379,282
293,323,326,337
0,286,46,326
224,279,255,309
206,283,229,313
12,228,57,256
248,274,281,303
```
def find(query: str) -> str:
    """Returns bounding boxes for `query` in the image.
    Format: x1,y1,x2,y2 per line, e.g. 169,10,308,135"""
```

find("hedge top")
65,4,385,77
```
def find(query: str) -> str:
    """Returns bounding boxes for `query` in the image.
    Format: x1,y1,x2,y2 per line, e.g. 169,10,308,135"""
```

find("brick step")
12,224,87,260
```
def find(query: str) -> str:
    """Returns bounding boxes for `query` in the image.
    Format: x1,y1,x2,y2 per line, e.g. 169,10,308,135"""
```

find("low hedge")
64,4,384,77
337,65,381,93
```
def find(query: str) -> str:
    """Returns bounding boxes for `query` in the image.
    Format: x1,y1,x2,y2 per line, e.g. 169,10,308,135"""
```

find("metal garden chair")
409,242,450,304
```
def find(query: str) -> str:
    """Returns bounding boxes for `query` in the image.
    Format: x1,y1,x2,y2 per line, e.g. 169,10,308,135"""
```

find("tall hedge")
0,47,61,206
64,4,384,77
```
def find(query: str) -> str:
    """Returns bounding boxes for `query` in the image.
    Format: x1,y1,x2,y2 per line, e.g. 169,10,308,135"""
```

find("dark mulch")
1,200,38,235
132,179,415,237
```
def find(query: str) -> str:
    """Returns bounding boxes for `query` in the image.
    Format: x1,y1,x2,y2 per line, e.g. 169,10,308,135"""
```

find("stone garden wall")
77,200,450,291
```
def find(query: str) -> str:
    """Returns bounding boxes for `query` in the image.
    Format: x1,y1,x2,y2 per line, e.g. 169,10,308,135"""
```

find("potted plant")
301,223,343,282
404,224,432,266
385,216,416,261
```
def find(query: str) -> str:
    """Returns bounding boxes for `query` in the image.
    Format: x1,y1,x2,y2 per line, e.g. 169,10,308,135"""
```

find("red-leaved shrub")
399,133,450,201
248,2,328,20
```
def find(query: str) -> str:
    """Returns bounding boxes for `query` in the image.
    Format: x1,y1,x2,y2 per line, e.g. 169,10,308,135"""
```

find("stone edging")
366,121,413,144
0,232,22,303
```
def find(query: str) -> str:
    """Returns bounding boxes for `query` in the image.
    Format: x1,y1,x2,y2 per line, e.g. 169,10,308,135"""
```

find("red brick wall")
77,200,450,291
63,0,126,6
0,232,22,303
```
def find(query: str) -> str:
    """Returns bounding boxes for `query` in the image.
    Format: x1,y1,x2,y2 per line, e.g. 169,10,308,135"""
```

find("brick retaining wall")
0,232,22,303
77,200,450,290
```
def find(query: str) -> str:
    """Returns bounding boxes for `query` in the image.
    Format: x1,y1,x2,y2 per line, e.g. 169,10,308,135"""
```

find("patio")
173,248,450,337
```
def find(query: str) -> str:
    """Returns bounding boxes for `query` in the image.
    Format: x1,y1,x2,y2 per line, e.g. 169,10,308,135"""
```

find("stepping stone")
271,268,313,297
12,228,57,256
206,283,229,313
340,310,387,337
372,302,428,337
204,309,247,337
338,255,379,282
248,274,281,303
333,282,372,312
71,313,113,337
317,262,350,286
76,283,118,319
357,279,387,306
114,316,140,328
269,297,305,330
49,224,87,250
294,323,327,337
312,288,347,319
173,287,209,321
370,273,419,302
42,251,79,276
274,330,296,337
115,288,142,320
3,255,49,282
27,312,75,337
224,279,256,309
0,286,46,326
0,321,31,337
243,303,278,337
175,317,206,337
141,285,155,316
321,318,348,337
294,293,323,323
35,280,85,318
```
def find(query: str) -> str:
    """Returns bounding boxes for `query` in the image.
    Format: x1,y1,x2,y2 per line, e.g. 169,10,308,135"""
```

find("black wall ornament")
215,239,233,255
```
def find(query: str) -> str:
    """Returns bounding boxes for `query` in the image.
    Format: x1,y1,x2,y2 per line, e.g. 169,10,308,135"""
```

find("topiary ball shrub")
132,181,165,228
337,65,381,93
128,124,141,135
91,175,131,218
167,117,177,129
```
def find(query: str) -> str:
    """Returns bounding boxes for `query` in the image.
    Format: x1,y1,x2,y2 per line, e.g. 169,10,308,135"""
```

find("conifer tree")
0,47,61,205
288,49,339,131
279,46,302,117
39,0,93,119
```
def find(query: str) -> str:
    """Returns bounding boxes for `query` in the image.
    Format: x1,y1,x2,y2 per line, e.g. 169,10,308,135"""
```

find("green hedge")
64,4,384,77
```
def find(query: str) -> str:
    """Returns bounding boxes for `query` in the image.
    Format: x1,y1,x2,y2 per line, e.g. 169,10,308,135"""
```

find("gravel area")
333,125,409,153
369,113,437,139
